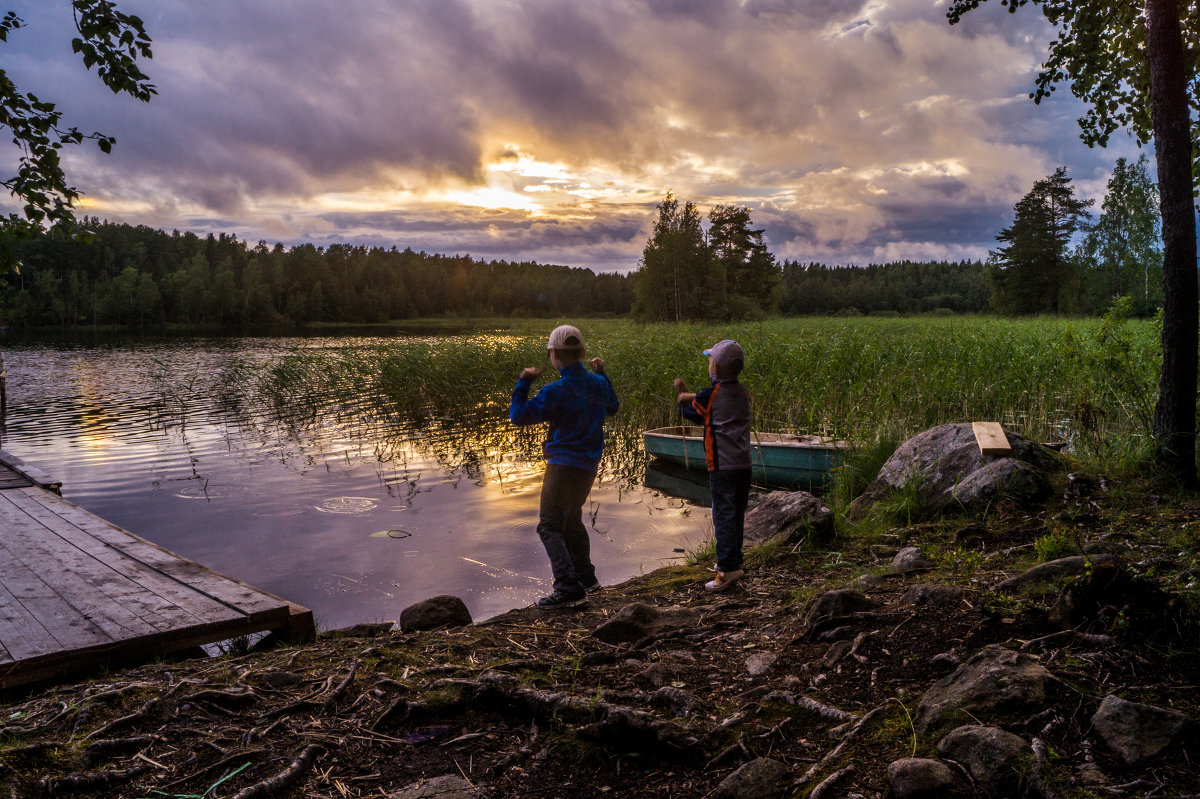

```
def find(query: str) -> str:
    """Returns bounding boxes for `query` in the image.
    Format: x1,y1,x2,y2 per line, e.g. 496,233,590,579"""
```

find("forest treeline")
0,220,995,329
0,220,637,328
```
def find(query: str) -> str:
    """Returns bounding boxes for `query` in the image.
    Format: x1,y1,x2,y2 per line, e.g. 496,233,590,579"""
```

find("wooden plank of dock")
0,479,315,690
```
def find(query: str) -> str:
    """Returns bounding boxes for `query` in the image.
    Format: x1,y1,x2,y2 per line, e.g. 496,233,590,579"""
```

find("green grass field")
224,314,1163,476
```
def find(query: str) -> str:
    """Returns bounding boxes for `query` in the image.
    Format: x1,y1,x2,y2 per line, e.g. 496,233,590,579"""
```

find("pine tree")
989,167,1092,315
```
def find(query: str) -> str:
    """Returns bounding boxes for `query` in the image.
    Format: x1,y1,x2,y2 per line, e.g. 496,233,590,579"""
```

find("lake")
0,332,706,630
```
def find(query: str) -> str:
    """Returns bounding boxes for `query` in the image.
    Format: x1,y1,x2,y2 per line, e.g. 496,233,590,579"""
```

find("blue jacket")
511,363,619,471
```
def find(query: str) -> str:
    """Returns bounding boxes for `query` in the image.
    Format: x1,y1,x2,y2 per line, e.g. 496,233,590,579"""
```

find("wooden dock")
0,450,315,690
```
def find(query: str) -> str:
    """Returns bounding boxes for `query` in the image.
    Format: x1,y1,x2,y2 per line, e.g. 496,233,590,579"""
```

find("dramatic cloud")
1,0,1145,271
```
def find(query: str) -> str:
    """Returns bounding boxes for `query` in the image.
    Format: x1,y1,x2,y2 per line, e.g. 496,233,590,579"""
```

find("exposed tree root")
230,744,324,799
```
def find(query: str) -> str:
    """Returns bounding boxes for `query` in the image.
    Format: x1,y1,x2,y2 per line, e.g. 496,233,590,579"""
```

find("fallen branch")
230,744,324,799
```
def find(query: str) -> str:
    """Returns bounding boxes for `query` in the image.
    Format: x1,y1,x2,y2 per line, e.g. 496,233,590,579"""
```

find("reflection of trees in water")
207,351,650,494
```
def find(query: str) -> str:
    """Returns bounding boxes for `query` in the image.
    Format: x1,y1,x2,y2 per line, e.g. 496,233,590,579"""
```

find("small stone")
929,652,961,674
892,547,933,574
900,584,964,605
886,758,961,798
398,596,472,632
745,652,778,676
650,685,697,716
806,588,875,625
257,670,304,690
323,621,395,638
712,757,791,799
851,573,886,591
633,663,669,689
388,774,478,799
1091,694,1190,764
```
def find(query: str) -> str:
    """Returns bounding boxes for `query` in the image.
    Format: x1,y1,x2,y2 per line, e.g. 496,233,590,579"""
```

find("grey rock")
744,490,833,548
389,774,478,799
929,652,961,674
937,725,1031,794
745,652,778,676
632,663,670,689
712,757,791,799
592,603,701,644
1091,694,1190,764
323,621,395,638
950,457,1052,510
915,646,1059,735
886,758,962,798
850,573,886,591
650,685,698,716
398,595,472,632
892,547,933,574
995,554,1119,594
849,423,1063,519
900,584,965,606
257,670,304,690
806,588,876,626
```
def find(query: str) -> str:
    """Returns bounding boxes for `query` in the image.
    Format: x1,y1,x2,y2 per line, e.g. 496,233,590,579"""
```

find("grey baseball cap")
703,339,744,369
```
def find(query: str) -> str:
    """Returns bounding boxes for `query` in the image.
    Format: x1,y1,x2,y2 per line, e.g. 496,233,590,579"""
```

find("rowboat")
643,426,847,489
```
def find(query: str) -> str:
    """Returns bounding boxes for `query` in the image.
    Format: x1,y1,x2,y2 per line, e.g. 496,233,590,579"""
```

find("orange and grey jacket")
679,377,751,471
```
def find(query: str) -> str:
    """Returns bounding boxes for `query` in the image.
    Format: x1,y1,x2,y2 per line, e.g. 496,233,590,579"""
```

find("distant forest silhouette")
0,220,990,329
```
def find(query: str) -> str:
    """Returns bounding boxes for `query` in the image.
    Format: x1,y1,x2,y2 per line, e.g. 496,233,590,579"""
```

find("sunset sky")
2,0,1149,273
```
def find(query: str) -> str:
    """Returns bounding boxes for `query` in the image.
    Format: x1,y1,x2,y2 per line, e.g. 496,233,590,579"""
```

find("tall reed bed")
220,315,1162,476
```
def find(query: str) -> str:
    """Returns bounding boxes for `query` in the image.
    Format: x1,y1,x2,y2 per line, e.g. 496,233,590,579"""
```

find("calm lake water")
0,333,706,629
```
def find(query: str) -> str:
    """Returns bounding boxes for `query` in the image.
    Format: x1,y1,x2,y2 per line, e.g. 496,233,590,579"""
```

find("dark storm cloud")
0,0,1140,271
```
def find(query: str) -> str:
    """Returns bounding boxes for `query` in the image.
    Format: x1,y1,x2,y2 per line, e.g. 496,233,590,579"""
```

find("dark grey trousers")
536,464,597,594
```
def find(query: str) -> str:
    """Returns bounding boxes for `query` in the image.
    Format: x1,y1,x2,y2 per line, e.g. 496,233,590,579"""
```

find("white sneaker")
705,569,744,592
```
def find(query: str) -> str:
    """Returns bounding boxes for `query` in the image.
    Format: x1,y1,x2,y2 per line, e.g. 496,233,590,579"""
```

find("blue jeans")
710,469,751,573
537,464,598,594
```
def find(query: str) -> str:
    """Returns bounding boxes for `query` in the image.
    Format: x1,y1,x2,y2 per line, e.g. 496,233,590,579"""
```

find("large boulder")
915,646,1060,735
1091,694,1191,764
849,423,1063,519
744,490,833,548
592,603,701,644
398,595,472,632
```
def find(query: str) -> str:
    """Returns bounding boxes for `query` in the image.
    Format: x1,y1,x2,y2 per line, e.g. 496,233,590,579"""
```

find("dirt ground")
2,479,1199,798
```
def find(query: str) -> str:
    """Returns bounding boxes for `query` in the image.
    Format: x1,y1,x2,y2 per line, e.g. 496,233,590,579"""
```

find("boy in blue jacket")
511,325,619,608
675,339,752,592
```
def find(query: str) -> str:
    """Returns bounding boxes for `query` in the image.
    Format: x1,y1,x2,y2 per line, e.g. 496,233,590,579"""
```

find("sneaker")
583,580,602,594
537,589,587,608
705,569,744,593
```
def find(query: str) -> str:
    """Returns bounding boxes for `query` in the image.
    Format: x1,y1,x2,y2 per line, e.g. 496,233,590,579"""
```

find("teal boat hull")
643,426,845,490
